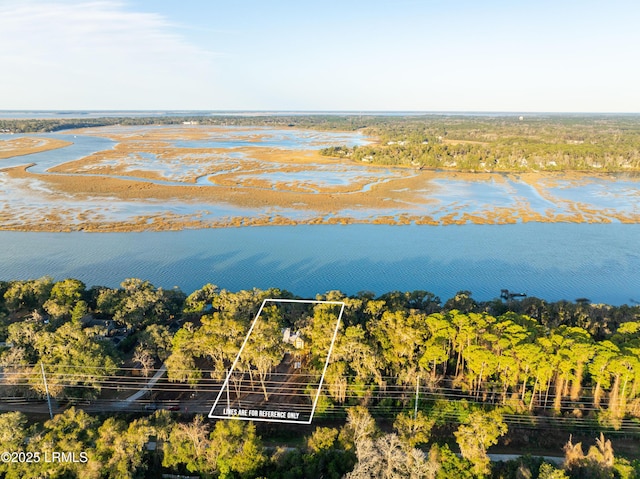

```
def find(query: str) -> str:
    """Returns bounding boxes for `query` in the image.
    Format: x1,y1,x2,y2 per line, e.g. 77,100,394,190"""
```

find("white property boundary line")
208,298,345,424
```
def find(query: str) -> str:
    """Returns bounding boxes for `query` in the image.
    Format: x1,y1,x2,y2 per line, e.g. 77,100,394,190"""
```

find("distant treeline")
0,114,368,134
320,115,640,173
3,114,640,172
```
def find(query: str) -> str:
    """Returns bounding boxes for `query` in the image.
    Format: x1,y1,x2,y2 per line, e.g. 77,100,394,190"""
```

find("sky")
1,0,639,112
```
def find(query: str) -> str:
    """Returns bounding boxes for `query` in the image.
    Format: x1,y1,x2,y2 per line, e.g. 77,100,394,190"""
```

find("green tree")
333,325,382,387
71,300,89,323
393,410,435,448
209,419,265,478
166,323,202,384
3,277,53,313
451,311,477,379
454,409,508,477
32,319,119,399
242,305,285,401
369,310,426,379
184,283,219,314
300,301,343,372
96,286,120,316
588,341,620,409
607,354,638,422
421,313,456,384
113,278,168,329
433,443,475,479
0,412,30,478
43,278,86,320
512,342,543,403
0,347,33,396
463,345,498,399
194,313,245,380
444,291,477,313
95,416,153,479
28,407,101,479
138,323,173,361
212,288,268,323
163,415,213,476
324,361,349,404
307,427,339,453
4,319,44,363
538,463,569,479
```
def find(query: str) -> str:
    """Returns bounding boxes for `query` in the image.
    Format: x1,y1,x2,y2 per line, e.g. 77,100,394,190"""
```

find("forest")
0,277,639,478
3,114,640,173
318,115,640,173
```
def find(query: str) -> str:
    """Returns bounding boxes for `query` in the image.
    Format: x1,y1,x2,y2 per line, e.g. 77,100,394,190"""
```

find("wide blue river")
1,223,638,305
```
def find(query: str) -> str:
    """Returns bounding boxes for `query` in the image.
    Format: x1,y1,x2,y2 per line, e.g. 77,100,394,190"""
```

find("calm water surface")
2,127,639,305
1,223,638,305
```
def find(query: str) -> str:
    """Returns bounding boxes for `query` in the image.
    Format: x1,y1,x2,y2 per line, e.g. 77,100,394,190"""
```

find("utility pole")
414,375,420,421
40,362,53,419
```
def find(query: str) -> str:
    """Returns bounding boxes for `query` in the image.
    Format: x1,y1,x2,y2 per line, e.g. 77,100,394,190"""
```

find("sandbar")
0,137,72,159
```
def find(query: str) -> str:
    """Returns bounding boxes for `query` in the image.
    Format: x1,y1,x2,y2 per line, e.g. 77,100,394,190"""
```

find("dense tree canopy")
1,278,640,477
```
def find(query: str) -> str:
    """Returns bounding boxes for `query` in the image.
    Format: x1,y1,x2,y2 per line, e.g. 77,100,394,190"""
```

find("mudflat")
1,125,638,232
0,137,72,159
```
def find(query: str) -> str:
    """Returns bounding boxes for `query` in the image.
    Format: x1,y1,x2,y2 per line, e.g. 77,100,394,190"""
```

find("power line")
2,364,639,431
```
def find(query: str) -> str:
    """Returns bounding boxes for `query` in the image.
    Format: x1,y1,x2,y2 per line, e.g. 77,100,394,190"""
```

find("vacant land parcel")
209,299,344,424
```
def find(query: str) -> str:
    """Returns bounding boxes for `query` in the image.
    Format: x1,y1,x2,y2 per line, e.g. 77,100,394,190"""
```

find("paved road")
0,364,175,415
489,454,563,465
112,364,168,409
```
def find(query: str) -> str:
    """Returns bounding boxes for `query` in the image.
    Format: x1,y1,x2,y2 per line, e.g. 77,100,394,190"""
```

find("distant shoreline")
2,110,640,119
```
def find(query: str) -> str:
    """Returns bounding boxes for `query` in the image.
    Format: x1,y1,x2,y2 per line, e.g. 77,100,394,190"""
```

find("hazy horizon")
2,109,640,116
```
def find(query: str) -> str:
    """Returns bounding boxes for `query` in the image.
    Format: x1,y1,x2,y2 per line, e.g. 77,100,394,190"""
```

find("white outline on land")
208,298,345,424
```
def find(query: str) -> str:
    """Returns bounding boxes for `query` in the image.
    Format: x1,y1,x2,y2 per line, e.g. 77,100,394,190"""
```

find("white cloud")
0,0,220,109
